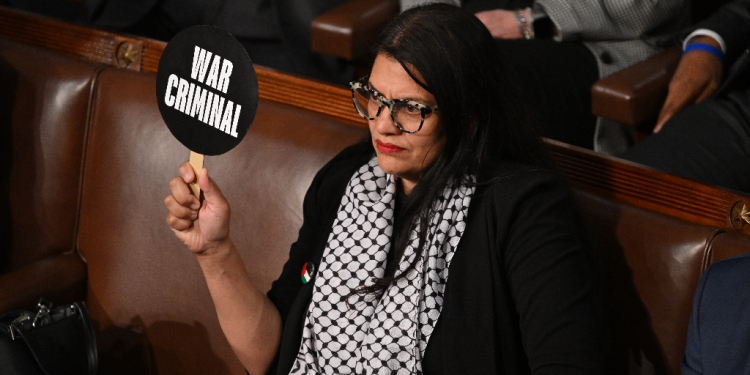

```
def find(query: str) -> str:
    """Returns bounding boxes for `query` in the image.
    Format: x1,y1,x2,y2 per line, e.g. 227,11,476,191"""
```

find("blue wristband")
683,42,724,64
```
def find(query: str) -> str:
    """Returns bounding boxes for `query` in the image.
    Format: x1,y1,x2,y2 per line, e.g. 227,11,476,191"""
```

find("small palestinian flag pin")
301,262,315,284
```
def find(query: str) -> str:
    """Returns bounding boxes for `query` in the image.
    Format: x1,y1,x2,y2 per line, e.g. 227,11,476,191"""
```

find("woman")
165,4,603,374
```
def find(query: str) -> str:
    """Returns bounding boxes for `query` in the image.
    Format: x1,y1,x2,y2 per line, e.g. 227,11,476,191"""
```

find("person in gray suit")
621,0,750,193
401,0,691,153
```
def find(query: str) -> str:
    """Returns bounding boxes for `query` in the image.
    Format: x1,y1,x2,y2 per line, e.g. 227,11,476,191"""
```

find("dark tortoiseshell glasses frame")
349,76,438,134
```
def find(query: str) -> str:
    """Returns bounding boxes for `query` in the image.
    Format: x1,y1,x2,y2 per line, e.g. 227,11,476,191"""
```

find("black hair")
353,3,551,297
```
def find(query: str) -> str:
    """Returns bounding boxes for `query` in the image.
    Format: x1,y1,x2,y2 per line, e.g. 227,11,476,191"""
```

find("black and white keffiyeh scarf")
290,156,474,375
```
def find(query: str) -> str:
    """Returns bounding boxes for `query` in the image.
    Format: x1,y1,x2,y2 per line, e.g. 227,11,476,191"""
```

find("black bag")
0,298,98,375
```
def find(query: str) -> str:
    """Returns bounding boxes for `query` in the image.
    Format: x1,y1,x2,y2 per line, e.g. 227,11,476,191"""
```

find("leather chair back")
0,39,102,273
575,189,750,375
76,67,367,374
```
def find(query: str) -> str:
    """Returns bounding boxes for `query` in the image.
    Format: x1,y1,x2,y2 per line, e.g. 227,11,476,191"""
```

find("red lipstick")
376,140,405,153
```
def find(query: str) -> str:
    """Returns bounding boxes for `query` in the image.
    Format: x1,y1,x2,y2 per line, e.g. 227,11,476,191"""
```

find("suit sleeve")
534,0,689,42
680,263,712,375
500,174,604,374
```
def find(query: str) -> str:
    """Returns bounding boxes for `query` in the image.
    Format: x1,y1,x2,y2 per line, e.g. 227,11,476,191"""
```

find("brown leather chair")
311,0,399,77
0,5,162,313
548,139,750,374
76,66,368,374
591,46,682,140
0,37,101,312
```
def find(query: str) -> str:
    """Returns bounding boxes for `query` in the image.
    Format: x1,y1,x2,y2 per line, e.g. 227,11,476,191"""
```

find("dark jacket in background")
83,0,354,84
682,251,750,374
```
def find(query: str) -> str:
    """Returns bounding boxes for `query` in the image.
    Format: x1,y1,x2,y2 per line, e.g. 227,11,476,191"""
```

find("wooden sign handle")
189,151,204,198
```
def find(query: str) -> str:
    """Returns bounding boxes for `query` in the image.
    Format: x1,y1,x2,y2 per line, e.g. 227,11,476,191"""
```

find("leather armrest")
0,252,87,312
311,0,399,61
591,46,682,128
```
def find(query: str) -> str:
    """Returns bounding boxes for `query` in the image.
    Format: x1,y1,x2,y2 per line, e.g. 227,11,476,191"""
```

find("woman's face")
368,53,445,194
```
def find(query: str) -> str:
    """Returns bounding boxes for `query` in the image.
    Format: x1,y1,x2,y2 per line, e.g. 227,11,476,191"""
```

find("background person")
165,4,604,374
620,0,750,193
404,0,691,153
682,251,750,374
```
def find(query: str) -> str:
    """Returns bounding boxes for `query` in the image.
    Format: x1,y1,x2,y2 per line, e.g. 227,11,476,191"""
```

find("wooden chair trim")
591,46,682,127
310,0,399,60
2,5,748,234
0,5,367,127
255,68,366,127
0,6,157,72
546,140,750,234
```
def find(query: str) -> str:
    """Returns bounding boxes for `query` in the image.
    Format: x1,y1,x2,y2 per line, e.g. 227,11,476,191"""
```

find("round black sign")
156,25,258,156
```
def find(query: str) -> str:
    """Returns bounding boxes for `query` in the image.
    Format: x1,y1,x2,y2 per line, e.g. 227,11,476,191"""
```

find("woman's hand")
165,162,231,255
475,9,523,39
166,162,282,374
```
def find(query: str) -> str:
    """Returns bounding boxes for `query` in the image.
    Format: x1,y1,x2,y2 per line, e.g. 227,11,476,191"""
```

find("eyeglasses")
349,76,438,134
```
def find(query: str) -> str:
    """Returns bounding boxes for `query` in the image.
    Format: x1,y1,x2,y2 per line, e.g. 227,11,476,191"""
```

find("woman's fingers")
164,188,198,230
169,175,200,209
165,163,201,234
164,192,198,219
165,211,194,231
178,161,196,184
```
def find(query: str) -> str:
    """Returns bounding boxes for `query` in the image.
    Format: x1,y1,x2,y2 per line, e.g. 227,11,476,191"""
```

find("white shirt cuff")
683,29,726,53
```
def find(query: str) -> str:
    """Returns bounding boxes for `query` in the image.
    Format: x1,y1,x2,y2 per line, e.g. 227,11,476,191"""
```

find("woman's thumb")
198,168,223,202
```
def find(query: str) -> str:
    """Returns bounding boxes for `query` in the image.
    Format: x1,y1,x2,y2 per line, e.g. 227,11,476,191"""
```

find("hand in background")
165,162,231,255
475,9,522,39
654,36,724,133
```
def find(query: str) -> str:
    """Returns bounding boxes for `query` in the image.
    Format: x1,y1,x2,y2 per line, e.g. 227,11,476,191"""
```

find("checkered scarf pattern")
290,156,474,374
